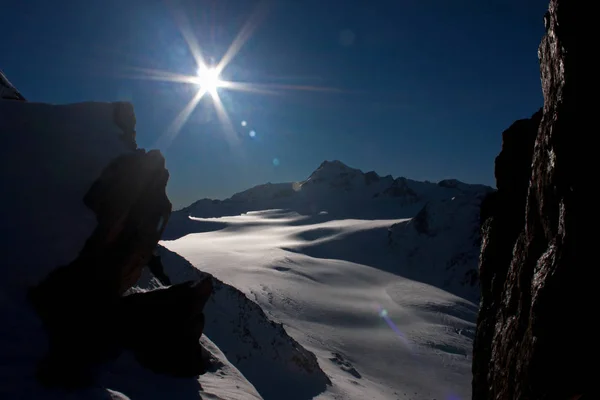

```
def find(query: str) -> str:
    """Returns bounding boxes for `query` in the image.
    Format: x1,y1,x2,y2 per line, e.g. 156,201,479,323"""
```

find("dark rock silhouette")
0,70,26,100
473,111,542,400
112,101,137,150
473,1,588,399
381,177,420,203
120,279,213,377
29,147,173,388
147,251,172,286
16,97,212,388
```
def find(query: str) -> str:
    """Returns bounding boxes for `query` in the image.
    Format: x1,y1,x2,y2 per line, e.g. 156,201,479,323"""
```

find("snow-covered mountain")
387,189,487,299
178,160,491,216
165,160,492,300
158,161,493,399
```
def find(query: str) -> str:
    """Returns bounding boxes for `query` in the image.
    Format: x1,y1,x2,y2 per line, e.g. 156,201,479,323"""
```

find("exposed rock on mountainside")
473,1,588,398
472,109,542,399
0,70,25,100
388,189,490,300
378,177,420,204
120,279,213,377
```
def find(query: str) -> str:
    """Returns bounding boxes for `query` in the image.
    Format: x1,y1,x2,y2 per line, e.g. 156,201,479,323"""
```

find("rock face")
472,111,542,400
0,70,26,100
112,102,137,150
120,279,213,377
473,1,588,399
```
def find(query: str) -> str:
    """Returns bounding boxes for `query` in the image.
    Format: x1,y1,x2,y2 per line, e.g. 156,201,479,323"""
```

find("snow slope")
159,161,491,399
133,247,331,400
387,191,487,299
161,209,481,400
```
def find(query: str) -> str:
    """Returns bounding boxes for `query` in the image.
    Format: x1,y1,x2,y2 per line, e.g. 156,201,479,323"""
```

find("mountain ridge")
179,159,493,214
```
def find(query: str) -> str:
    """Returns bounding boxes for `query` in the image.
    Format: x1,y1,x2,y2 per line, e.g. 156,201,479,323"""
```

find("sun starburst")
195,67,222,95
127,1,346,150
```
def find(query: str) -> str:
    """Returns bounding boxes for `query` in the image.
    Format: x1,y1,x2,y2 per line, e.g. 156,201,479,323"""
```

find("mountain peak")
317,160,351,169
305,160,363,185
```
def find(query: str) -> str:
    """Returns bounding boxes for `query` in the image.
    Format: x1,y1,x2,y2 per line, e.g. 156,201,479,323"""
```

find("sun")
135,1,342,150
196,67,222,94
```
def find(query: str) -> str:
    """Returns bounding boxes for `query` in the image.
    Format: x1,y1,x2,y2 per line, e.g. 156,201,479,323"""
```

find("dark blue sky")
1,0,548,208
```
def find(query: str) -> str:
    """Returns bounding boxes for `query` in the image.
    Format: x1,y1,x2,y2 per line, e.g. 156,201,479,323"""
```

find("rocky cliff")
473,1,588,399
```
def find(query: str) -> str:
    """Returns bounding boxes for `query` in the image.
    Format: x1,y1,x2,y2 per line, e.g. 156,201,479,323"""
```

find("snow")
160,208,481,400
133,246,331,400
96,336,262,400
388,192,487,300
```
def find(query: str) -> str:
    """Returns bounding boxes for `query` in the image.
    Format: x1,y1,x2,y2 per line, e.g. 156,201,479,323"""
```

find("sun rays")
125,1,347,150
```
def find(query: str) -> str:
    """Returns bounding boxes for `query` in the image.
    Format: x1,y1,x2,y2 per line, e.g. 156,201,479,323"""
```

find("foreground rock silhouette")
120,279,214,378
0,97,215,388
473,1,589,399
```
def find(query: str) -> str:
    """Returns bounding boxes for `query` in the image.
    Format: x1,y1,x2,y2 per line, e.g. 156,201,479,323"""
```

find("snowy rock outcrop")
134,246,332,400
473,1,589,398
0,85,236,396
